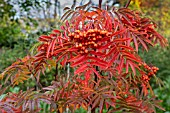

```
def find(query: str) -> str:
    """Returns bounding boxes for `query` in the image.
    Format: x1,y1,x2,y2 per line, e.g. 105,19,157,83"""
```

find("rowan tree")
0,0,167,112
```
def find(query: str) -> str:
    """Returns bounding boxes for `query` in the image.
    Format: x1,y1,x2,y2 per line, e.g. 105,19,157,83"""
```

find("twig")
125,0,131,8
99,0,102,8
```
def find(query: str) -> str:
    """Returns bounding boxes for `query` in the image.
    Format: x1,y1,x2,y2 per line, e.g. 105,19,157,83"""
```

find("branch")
125,0,131,8
99,0,102,8
66,62,70,82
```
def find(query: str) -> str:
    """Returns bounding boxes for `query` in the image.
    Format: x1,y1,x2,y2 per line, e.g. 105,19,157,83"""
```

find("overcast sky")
11,0,116,19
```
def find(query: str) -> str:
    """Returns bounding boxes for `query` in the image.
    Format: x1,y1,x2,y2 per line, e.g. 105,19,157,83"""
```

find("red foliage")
0,1,167,113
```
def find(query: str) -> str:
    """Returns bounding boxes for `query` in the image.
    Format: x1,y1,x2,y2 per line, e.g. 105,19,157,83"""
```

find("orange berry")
94,43,97,47
98,42,101,46
88,29,92,33
92,33,96,37
79,43,82,47
148,73,151,76
77,35,80,38
80,51,83,54
79,32,83,37
82,46,85,50
148,67,151,70
85,49,88,53
146,66,150,69
75,30,80,33
150,72,154,75
68,33,72,37
94,28,98,32
100,30,105,34
138,63,142,66
71,32,75,36
143,63,147,67
74,35,77,38
99,36,102,38
153,70,157,73
93,38,96,40
91,41,95,44
106,33,110,37
76,44,79,47
83,33,87,37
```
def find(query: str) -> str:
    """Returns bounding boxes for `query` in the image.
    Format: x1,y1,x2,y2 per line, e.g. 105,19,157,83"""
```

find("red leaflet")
113,38,131,43
111,28,126,37
138,37,148,51
105,100,116,108
89,51,105,57
61,55,68,66
46,41,53,58
108,51,119,67
85,70,91,81
65,20,70,27
118,44,134,51
90,62,107,69
90,67,101,78
121,50,141,63
39,35,52,40
74,63,89,75
51,38,57,55
141,83,148,96
35,52,46,58
60,25,65,30
99,98,104,113
105,46,117,57
126,60,129,73
37,44,48,51
34,56,46,63
128,61,136,75
92,96,100,109
56,51,68,63
64,31,69,41
69,54,86,62
118,57,124,74
152,30,168,47
88,57,107,65
144,38,154,46
38,37,48,42
132,35,138,52
52,29,60,34
67,47,79,52
53,48,67,55
57,36,63,46
125,96,137,102
98,41,113,51
71,57,88,67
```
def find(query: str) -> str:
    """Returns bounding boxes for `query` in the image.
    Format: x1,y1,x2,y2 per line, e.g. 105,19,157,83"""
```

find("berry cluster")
142,75,150,83
139,63,159,82
68,29,110,54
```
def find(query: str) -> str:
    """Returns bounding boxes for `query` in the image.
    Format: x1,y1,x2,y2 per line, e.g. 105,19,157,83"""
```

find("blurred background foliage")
0,0,170,112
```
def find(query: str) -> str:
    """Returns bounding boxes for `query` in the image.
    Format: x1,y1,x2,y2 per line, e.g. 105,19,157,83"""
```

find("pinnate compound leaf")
99,98,104,113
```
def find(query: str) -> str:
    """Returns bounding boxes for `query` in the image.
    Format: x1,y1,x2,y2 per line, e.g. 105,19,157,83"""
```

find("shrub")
0,0,167,112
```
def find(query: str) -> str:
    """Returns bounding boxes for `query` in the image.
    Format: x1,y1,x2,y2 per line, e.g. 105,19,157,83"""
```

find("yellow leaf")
135,0,141,9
